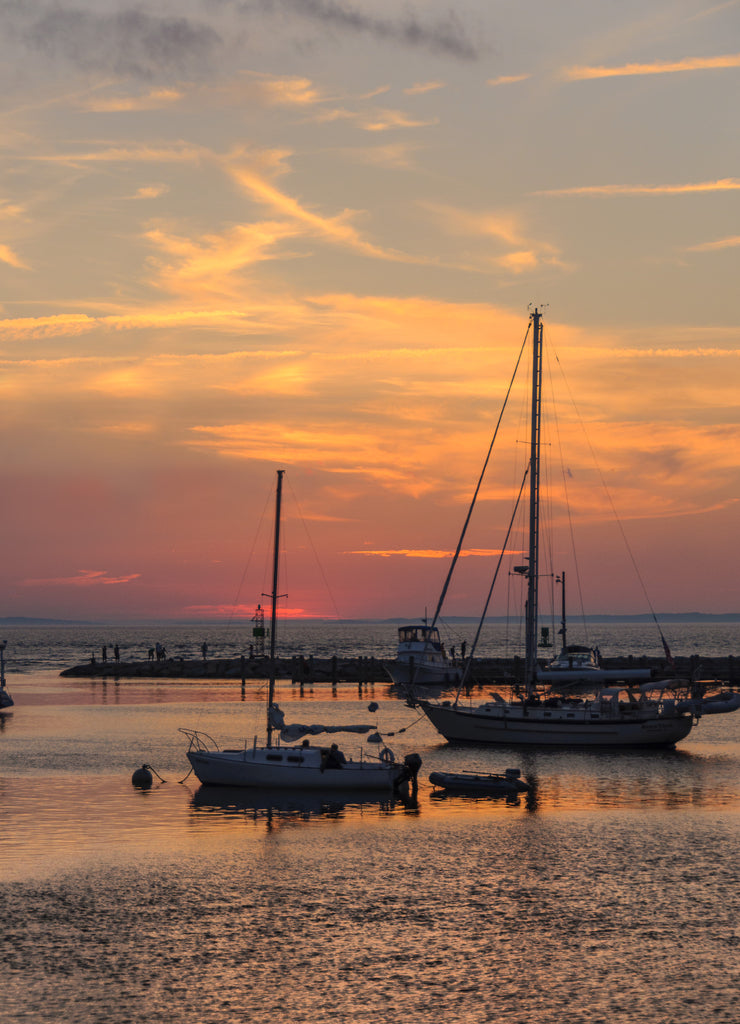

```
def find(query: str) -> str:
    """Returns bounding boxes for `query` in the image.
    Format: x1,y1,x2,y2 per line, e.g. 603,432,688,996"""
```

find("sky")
0,0,739,623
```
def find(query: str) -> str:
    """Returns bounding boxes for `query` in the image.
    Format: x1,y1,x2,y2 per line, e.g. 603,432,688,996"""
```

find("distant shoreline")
2,613,740,627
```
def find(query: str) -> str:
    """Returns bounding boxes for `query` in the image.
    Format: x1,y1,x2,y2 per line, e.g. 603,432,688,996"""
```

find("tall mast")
266,469,284,746
525,308,543,691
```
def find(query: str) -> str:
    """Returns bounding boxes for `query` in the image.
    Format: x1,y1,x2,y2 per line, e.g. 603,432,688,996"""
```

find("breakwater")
59,653,740,685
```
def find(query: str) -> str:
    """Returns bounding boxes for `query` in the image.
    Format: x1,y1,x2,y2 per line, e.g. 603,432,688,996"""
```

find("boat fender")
131,764,153,789
404,752,423,778
380,747,395,764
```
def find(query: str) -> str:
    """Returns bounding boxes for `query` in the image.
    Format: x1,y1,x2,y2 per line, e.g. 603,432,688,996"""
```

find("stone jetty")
59,652,740,685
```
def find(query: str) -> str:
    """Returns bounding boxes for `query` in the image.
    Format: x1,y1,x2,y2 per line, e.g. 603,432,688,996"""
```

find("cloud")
404,80,445,95
359,108,438,132
81,88,184,113
0,243,28,269
685,235,740,252
536,179,740,197
563,52,740,81
5,4,224,81
273,1,479,60
420,201,565,272
487,74,530,86
348,549,503,558
131,185,170,200
0,313,97,338
22,569,141,587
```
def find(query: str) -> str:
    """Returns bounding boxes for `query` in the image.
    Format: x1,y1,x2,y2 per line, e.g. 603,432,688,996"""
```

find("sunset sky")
1,0,739,623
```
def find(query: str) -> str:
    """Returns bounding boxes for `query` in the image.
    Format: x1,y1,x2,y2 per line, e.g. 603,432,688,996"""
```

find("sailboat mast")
266,468,284,746
525,308,543,691
559,571,567,652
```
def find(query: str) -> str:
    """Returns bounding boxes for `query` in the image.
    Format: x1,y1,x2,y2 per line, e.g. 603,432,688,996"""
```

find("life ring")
380,747,395,764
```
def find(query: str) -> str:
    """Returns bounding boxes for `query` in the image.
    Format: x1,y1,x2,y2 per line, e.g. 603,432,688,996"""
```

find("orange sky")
0,2,739,621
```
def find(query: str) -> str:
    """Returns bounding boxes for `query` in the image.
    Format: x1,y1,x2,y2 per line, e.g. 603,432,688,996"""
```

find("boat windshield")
398,625,441,645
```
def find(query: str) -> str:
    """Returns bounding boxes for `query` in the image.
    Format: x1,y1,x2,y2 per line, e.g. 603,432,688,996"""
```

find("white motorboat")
183,470,421,790
417,308,710,748
385,621,462,687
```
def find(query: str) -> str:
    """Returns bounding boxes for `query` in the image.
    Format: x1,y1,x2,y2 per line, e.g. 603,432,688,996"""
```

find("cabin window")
286,756,303,763
266,754,283,761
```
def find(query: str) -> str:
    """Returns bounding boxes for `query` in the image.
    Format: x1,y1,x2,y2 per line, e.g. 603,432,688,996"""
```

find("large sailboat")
183,470,420,788
417,308,708,747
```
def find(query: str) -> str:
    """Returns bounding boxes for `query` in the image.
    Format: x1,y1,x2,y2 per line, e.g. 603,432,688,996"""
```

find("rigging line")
546,342,589,643
454,464,529,703
284,475,343,621
225,479,275,629
552,352,669,645
430,324,531,631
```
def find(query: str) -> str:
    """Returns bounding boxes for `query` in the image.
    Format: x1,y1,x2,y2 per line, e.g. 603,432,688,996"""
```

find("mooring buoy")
131,764,153,789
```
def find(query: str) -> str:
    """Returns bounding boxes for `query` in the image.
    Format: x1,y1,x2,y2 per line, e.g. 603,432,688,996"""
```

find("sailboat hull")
186,747,403,790
419,700,694,747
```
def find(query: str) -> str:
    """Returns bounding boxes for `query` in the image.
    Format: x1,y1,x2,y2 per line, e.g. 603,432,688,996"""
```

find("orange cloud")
564,52,740,80
23,570,141,587
536,179,740,196
404,81,445,94
81,89,183,112
487,74,530,86
685,235,740,252
348,549,505,558
0,243,28,269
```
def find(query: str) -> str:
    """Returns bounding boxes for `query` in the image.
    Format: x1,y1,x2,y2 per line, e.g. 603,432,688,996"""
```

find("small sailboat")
417,308,708,747
183,470,421,790
0,641,14,711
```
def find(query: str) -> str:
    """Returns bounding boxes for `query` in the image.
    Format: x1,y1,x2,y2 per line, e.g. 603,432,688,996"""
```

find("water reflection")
189,784,420,827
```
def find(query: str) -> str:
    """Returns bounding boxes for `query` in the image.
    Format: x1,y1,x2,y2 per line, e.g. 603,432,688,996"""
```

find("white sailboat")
417,308,706,748
183,470,421,789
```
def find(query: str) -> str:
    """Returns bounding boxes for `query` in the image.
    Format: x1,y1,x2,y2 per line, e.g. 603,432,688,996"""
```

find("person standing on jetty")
201,641,208,660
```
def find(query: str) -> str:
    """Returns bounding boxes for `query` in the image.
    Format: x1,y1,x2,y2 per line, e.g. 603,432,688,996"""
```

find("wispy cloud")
81,88,184,113
420,201,565,272
273,1,479,60
348,549,503,558
7,5,223,81
23,569,141,587
487,74,530,86
404,80,445,95
360,108,438,132
0,243,28,269
564,52,740,80
536,178,740,197
685,235,740,252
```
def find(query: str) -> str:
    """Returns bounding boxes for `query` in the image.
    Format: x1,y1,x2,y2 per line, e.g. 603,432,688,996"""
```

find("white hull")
186,745,403,790
419,699,694,747
385,659,461,687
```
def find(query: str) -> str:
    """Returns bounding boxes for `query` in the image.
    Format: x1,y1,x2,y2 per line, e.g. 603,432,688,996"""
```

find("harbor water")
2,622,739,1023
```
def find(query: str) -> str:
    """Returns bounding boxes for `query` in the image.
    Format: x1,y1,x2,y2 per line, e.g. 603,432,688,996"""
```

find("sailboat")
0,641,13,711
182,470,421,789
417,308,705,747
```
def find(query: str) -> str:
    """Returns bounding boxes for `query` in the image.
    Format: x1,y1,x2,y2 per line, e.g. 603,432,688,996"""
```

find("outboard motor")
394,752,422,797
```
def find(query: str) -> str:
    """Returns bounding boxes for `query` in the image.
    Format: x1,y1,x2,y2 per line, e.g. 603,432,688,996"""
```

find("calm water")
2,624,739,1023
3,618,740,673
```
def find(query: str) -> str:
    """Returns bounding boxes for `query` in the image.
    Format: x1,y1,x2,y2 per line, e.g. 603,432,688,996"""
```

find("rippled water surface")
2,631,739,1023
